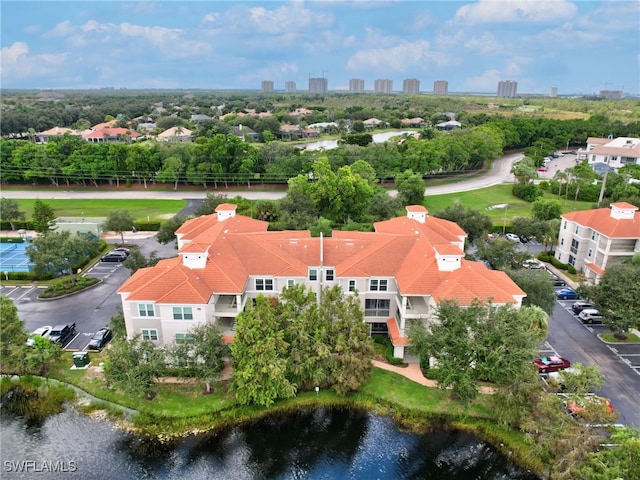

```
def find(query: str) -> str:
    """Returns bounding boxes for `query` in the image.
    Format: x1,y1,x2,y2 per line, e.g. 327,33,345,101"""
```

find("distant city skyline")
1,1,638,95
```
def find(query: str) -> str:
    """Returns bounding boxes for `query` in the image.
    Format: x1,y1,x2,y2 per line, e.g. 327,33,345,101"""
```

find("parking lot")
556,299,640,378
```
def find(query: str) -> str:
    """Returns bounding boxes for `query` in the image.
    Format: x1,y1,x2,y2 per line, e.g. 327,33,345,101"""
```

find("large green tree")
0,296,28,373
104,335,164,398
27,230,101,284
395,169,425,206
476,237,530,271
32,199,56,234
581,262,640,339
102,210,136,246
408,300,543,403
169,323,228,394
507,268,557,314
231,295,296,407
434,203,492,244
0,198,25,230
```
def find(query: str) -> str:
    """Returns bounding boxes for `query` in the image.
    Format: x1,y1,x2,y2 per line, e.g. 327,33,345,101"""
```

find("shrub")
512,183,543,202
551,257,569,271
568,265,577,274
133,221,161,231
372,335,404,365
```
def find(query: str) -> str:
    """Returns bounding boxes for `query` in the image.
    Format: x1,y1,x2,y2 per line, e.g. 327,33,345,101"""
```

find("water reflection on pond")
1,407,539,480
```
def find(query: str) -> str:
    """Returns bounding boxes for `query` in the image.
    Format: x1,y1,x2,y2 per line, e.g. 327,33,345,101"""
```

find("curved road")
1,152,524,201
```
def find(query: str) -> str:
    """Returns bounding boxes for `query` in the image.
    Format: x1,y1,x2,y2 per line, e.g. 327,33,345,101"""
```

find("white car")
523,259,545,270
26,325,52,347
505,233,520,242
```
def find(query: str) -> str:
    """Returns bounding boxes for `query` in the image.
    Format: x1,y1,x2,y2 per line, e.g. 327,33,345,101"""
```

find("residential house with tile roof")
118,204,525,359
556,202,640,284
34,127,81,144
83,127,141,143
157,127,193,143
577,136,640,172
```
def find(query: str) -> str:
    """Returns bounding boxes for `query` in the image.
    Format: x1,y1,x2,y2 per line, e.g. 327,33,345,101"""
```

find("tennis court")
0,242,34,273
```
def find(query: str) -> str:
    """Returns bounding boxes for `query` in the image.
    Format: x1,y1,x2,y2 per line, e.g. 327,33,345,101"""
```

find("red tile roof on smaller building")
386,317,408,346
584,262,605,275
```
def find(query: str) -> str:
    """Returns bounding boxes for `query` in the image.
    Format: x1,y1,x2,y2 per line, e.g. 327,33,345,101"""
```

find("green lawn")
425,184,593,225
13,199,187,222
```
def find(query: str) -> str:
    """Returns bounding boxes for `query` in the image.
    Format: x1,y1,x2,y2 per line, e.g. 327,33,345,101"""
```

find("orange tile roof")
386,317,408,346
119,208,523,306
562,207,640,238
584,262,605,275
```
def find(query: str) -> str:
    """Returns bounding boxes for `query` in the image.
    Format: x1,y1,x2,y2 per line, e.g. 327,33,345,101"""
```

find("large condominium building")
577,136,640,172
556,202,640,284
374,79,393,94
261,81,274,93
433,80,448,96
349,79,365,93
285,81,296,93
308,77,328,93
550,86,558,98
403,78,420,94
118,204,525,360
497,81,518,98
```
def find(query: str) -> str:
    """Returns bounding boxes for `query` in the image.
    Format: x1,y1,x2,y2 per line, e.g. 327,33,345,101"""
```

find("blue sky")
1,1,638,95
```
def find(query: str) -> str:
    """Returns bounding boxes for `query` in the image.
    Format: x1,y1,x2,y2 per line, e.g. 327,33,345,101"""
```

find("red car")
534,356,571,374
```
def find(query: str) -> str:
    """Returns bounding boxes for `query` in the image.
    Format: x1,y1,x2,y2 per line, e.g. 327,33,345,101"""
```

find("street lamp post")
502,205,508,235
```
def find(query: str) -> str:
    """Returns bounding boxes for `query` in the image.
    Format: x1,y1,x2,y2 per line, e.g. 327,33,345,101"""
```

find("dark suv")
49,323,76,346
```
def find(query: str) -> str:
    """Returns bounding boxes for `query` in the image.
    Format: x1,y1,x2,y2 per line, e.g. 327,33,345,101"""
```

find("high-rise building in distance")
308,77,328,93
374,79,393,94
497,80,518,97
550,86,558,97
349,78,365,93
433,80,448,96
261,81,274,93
285,81,296,93
403,78,420,94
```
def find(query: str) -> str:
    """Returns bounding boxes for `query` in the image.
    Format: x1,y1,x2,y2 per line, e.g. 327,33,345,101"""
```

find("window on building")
588,248,593,258
563,221,567,230
287,279,295,287
141,329,158,341
172,306,194,320
175,333,195,344
568,255,576,266
370,322,389,334
365,299,390,317
348,280,356,292
325,269,334,281
570,239,579,254
591,231,597,241
369,279,388,291
309,268,318,281
560,238,564,246
138,303,155,317
575,225,579,234
255,278,274,291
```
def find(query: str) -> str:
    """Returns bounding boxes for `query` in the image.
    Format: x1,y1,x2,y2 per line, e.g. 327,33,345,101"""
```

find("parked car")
551,277,566,287
563,394,614,418
572,301,595,315
534,356,572,374
554,287,579,300
101,251,128,262
523,259,545,269
26,325,52,347
518,235,530,244
48,323,76,345
505,233,520,242
537,166,548,173
110,247,130,256
86,327,113,351
578,308,603,324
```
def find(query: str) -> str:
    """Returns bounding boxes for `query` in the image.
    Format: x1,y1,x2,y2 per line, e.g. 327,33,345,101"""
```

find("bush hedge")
372,335,404,365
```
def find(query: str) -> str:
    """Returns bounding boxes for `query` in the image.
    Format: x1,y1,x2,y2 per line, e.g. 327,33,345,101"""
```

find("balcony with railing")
213,294,242,315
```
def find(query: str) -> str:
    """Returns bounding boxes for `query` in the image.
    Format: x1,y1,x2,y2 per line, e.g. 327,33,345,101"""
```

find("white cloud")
464,32,501,55
0,42,68,80
45,21,77,38
346,40,456,72
453,0,578,25
463,69,503,91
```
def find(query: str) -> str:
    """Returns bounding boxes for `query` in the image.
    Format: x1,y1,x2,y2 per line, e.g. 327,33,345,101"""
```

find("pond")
0,406,539,480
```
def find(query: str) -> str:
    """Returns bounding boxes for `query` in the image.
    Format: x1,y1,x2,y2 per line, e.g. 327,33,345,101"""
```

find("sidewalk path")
372,360,495,394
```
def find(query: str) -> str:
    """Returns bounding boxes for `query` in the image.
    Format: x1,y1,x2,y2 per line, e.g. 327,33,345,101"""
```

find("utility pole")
597,157,610,207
